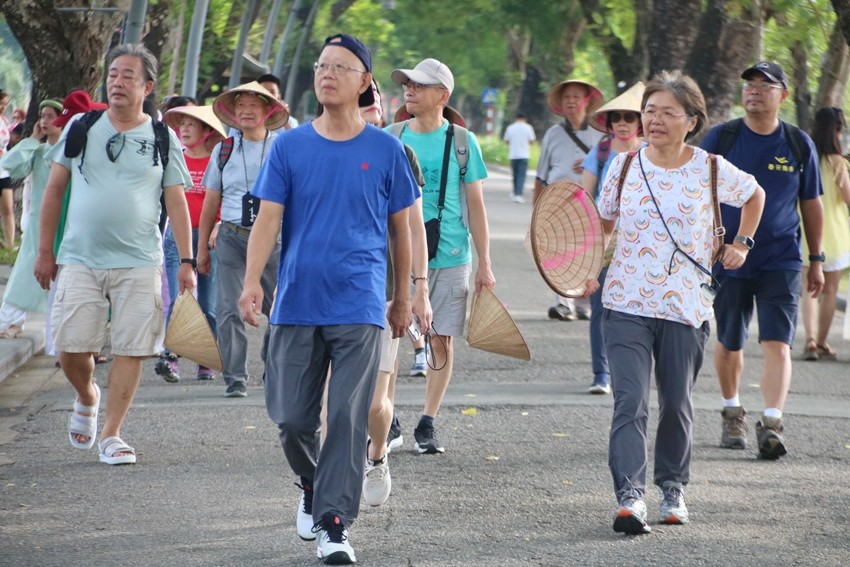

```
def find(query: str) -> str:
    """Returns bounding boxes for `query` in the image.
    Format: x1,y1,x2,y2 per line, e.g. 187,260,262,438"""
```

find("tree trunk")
196,2,254,100
815,22,850,110
831,0,850,49
649,0,702,76
790,41,813,133
578,0,647,88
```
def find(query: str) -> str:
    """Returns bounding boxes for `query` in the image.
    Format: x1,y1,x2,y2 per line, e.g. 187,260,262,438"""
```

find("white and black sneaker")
314,514,356,564
363,457,391,507
413,426,445,454
295,479,315,541
386,415,403,453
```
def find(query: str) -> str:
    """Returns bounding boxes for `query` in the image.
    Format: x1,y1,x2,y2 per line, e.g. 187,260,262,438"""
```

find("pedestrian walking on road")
503,112,535,203
589,70,765,534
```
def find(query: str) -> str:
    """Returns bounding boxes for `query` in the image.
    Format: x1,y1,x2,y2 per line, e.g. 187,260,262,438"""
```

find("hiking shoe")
225,382,247,398
613,494,651,535
547,304,576,321
756,416,787,460
588,373,611,395
386,415,403,453
154,353,180,383
363,458,392,507
413,426,445,454
295,479,315,541
196,365,216,380
314,514,356,564
720,406,748,449
658,481,689,524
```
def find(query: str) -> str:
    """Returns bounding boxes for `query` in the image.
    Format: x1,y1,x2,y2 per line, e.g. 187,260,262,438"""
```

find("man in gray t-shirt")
35,44,195,466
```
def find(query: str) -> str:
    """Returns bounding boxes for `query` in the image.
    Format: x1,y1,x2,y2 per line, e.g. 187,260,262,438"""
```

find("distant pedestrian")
503,113,535,203
0,88,15,249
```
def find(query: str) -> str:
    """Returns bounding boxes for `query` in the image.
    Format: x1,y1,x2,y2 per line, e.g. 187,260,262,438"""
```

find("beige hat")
546,79,604,118
590,82,645,133
530,180,604,297
393,103,465,128
164,105,227,152
164,292,223,372
213,81,289,130
467,286,531,361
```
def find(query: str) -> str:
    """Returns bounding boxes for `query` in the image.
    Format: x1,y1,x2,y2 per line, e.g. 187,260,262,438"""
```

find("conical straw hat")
590,82,645,133
467,286,530,361
164,105,227,152
530,181,604,297
546,79,604,117
213,81,289,130
164,292,223,372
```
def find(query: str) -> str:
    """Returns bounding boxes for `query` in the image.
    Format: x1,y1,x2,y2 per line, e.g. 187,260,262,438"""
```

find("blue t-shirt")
581,142,616,200
253,122,420,327
701,121,821,278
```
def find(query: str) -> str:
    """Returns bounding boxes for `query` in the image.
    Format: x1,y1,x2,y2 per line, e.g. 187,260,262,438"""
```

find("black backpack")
715,117,808,174
64,109,170,170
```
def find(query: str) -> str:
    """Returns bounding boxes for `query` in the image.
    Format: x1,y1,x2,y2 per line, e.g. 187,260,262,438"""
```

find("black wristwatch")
180,258,197,268
733,235,755,249
808,253,826,263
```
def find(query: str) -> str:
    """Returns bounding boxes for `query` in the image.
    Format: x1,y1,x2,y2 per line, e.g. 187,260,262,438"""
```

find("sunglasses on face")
610,112,638,124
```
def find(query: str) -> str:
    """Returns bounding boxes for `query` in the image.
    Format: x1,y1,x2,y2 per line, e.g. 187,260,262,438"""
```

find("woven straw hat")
590,82,645,133
467,286,531,361
213,81,289,130
530,181,604,297
393,103,465,127
164,105,227,152
164,292,223,372
546,79,604,118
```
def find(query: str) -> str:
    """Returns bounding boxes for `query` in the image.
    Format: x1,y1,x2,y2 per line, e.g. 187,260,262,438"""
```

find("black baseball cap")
321,34,374,107
741,61,788,89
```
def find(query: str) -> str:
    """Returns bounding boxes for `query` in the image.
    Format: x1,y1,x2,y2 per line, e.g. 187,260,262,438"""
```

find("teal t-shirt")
390,121,487,269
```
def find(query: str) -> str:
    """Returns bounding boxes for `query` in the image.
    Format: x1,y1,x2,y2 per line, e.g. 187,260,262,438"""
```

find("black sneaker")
387,415,403,453
413,426,445,454
225,382,247,398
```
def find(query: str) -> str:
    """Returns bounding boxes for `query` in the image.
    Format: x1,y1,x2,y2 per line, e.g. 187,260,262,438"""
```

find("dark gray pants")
264,324,382,528
215,227,279,385
603,309,709,500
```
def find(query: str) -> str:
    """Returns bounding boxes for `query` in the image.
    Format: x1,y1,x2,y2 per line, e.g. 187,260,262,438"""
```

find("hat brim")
547,80,604,118
741,69,787,89
391,68,449,91
590,82,645,133
213,81,289,131
392,104,465,128
53,102,108,129
164,105,227,152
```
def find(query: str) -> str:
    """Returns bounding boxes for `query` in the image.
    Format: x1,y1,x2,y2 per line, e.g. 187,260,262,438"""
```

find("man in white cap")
390,58,494,455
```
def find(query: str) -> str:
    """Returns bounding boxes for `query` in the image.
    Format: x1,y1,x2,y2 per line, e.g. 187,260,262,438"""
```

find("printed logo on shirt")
768,156,795,173
135,138,155,157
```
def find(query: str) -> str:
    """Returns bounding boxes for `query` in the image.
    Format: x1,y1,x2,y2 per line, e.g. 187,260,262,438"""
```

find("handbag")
424,124,456,260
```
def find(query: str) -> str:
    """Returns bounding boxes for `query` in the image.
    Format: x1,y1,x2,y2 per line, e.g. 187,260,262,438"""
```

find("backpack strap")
615,150,638,206
218,137,235,172
64,109,106,159
389,120,409,139
715,117,743,159
781,121,807,174
453,124,469,181
152,120,170,169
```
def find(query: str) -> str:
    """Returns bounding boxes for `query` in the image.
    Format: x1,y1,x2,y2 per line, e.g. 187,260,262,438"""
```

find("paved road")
1,167,849,566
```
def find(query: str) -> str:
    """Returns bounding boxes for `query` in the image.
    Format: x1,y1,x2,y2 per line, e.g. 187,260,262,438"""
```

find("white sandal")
98,436,136,465
68,384,100,450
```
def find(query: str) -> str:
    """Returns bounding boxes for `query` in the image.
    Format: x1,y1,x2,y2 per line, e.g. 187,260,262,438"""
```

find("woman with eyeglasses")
585,70,765,534
800,107,850,359
0,99,63,338
580,82,646,396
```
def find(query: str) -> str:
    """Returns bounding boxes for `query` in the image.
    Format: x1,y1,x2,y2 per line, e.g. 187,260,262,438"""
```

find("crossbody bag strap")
615,151,637,207
436,124,454,221
561,121,590,154
709,154,726,261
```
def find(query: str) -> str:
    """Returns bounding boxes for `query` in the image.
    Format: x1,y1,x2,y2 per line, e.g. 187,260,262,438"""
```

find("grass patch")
0,236,21,266
478,135,540,169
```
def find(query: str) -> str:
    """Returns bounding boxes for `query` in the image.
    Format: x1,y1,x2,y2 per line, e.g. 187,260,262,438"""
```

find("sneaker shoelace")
313,515,347,543
662,486,684,508
295,481,313,515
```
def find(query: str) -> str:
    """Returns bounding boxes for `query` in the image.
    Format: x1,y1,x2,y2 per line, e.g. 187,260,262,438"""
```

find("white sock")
763,408,782,419
722,395,740,408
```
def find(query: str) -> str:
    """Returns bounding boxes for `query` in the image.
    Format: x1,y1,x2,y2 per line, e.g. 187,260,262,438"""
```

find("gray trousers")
215,227,279,385
603,309,709,500
264,324,382,528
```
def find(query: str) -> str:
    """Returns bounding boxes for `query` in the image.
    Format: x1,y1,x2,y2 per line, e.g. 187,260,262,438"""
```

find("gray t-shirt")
203,131,279,225
50,113,191,268
537,122,603,185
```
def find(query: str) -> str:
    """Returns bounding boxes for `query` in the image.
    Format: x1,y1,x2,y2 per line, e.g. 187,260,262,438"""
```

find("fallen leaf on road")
553,433,569,438
485,455,500,461
462,407,478,415
562,480,573,485
521,412,529,416
465,394,477,398
244,426,256,430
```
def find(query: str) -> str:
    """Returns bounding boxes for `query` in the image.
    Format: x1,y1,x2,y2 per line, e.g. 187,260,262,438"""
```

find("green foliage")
0,19,31,110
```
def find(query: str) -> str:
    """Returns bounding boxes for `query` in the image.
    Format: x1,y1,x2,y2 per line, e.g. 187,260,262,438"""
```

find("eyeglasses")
742,81,784,93
313,62,366,76
610,112,638,124
642,108,689,120
402,81,445,93
106,132,125,163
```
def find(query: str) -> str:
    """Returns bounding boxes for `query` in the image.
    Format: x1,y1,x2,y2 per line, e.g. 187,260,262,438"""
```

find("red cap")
53,90,108,128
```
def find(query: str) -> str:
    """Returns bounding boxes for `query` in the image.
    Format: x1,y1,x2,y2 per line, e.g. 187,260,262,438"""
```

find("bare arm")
239,200,284,327
829,155,850,205
163,184,197,293
800,196,825,298
34,163,70,289
408,197,432,333
580,169,598,199
387,207,413,339
196,189,222,275
466,180,495,294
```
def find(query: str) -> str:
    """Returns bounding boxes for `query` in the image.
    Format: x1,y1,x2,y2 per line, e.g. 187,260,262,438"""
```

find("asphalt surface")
1,167,849,566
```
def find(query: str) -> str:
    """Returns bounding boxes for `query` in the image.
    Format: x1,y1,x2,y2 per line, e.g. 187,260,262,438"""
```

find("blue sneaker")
589,373,611,395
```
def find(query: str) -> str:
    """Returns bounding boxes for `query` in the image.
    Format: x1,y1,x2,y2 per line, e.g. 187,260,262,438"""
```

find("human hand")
239,281,264,327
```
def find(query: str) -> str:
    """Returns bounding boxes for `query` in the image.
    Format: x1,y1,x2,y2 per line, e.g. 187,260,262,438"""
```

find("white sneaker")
296,483,315,541
363,458,392,506
512,194,525,203
315,515,356,564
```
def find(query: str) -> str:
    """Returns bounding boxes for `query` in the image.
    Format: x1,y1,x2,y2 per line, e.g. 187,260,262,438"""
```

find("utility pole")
228,0,259,89
272,0,304,78
260,0,284,68
283,0,320,105
124,0,149,45
182,0,211,98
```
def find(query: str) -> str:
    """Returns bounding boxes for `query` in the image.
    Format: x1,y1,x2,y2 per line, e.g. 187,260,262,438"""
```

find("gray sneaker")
613,493,651,535
720,406,748,449
658,481,689,524
756,416,787,460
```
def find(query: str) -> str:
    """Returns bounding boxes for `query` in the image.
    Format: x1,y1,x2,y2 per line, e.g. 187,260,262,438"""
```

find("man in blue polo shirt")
701,61,823,461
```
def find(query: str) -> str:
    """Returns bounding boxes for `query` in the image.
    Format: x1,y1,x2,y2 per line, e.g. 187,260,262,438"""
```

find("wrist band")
412,276,428,284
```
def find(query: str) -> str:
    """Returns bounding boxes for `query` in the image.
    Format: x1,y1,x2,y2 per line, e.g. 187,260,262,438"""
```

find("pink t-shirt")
598,147,758,327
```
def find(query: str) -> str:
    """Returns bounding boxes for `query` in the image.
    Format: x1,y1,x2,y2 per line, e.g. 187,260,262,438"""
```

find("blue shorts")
713,270,801,350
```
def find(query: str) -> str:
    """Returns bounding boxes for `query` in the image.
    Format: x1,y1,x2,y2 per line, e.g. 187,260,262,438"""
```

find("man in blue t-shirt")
239,34,418,565
701,61,823,461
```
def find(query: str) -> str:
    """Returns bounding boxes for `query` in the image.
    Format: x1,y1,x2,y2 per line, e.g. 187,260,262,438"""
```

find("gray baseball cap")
391,58,454,95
